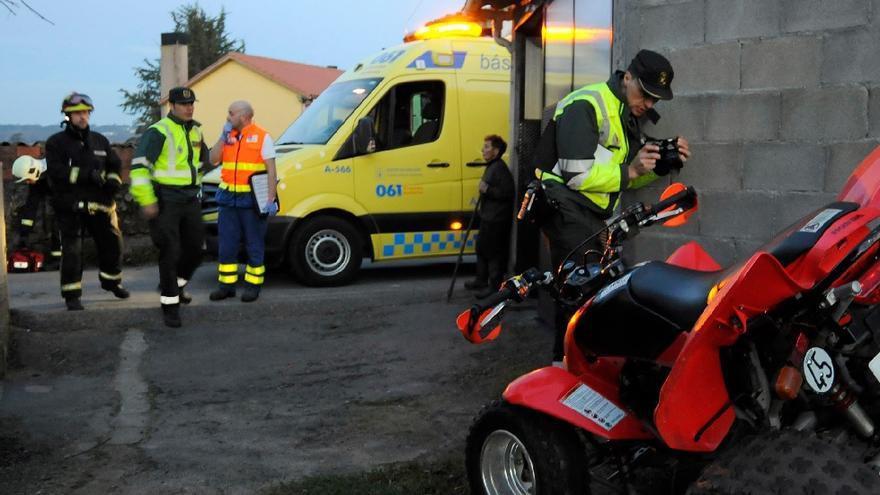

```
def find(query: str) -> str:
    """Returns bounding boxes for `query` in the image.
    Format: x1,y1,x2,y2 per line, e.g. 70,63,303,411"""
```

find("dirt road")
0,263,551,494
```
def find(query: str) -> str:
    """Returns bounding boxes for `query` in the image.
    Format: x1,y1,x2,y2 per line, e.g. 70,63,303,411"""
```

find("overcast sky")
0,0,463,126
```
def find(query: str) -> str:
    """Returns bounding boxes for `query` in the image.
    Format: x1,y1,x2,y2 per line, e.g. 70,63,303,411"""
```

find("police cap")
628,50,674,101
168,87,197,104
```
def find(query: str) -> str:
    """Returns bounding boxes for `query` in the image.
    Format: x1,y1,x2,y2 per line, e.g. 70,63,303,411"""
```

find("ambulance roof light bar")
404,14,485,42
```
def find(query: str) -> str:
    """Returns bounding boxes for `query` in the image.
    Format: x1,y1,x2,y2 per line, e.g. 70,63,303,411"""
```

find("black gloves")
103,177,121,196
88,168,106,186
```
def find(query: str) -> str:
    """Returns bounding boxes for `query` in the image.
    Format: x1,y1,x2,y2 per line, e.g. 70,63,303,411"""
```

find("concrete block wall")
614,0,880,265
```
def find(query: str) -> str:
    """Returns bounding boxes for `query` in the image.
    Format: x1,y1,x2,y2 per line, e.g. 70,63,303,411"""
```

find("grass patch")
264,457,468,495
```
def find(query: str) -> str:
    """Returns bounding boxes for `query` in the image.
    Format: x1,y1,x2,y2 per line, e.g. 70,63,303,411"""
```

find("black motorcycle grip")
650,186,696,213
477,287,515,311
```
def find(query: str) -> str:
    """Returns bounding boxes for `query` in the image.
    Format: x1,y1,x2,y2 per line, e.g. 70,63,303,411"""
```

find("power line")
405,0,426,29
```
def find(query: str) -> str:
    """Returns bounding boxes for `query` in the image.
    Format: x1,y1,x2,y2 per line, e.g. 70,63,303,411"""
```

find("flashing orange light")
542,26,613,43
450,221,464,230
408,20,483,41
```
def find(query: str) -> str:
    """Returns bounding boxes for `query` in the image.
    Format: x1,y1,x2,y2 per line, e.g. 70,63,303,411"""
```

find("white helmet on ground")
12,155,47,183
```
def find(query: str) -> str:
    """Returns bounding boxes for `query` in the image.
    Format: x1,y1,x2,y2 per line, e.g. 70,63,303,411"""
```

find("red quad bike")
458,149,880,495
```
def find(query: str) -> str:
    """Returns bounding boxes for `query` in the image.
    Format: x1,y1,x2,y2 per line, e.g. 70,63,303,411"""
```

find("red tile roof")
169,52,343,101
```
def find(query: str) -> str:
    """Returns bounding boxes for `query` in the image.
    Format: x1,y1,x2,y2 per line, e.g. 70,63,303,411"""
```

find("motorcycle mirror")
659,182,697,227
456,305,503,344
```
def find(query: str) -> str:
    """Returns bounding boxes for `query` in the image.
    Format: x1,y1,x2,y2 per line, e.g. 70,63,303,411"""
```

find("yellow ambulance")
202,21,511,285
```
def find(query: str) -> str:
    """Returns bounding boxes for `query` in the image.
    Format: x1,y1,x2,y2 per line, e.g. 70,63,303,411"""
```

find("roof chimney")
160,32,189,101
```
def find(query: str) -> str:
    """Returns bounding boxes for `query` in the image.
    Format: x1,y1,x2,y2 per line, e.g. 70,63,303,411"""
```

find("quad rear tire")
466,400,588,495
687,430,880,495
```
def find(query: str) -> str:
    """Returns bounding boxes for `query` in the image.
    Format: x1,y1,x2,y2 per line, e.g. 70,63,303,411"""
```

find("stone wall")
613,0,880,264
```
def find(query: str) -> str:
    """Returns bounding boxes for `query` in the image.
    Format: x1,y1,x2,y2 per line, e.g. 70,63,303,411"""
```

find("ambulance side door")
352,74,461,224
457,76,511,212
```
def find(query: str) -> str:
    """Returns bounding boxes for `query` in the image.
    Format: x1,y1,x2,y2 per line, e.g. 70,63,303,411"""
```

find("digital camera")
647,137,683,176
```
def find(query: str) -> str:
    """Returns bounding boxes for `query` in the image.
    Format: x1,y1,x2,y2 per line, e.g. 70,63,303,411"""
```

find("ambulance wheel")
466,400,588,495
289,216,362,286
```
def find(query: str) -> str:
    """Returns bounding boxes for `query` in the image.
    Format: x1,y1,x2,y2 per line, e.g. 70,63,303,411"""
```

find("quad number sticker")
803,347,835,394
561,384,625,431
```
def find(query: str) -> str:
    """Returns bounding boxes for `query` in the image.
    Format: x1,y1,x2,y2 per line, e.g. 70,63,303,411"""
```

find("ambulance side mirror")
353,117,375,155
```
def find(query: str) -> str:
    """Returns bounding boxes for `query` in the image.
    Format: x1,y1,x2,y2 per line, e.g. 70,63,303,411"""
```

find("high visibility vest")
149,117,204,187
544,82,655,214
220,123,268,193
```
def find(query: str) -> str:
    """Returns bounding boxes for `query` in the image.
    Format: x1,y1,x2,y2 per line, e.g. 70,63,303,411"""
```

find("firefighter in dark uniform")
45,92,128,311
537,50,692,363
12,155,62,270
130,87,211,328
465,135,515,299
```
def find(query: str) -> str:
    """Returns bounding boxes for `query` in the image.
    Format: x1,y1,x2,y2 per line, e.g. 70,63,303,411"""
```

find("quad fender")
503,366,654,441
655,252,807,452
666,241,721,272
839,145,880,209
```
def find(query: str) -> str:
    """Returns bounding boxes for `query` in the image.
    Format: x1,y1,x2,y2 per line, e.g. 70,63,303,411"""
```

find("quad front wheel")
466,400,588,495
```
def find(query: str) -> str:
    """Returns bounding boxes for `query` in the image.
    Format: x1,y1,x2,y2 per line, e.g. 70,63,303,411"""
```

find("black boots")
241,286,260,303
211,286,260,302
209,288,236,301
65,297,84,311
162,303,182,328
108,285,130,299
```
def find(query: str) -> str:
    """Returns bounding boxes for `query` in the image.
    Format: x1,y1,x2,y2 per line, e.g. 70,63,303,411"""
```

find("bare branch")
19,0,53,24
0,1,18,15
0,0,54,24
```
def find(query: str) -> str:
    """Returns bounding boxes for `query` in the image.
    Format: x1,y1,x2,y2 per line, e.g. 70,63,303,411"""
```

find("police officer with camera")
535,50,691,363
45,92,128,311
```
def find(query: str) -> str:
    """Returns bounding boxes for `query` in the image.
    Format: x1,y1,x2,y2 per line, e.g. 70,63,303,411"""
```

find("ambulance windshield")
277,78,383,145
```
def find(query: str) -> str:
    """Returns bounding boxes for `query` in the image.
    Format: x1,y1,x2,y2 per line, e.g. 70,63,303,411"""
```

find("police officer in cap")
45,92,128,310
536,49,692,364
131,87,211,327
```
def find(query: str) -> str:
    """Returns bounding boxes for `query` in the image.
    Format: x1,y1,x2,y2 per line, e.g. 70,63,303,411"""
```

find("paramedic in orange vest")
208,100,278,303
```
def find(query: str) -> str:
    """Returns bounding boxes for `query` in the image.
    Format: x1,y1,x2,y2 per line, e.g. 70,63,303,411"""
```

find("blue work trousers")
217,190,267,289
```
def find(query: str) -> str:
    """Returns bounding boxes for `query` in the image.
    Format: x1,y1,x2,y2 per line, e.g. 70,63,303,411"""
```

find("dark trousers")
541,182,608,360
57,208,123,299
48,225,62,260
475,220,510,288
217,205,267,289
149,197,204,304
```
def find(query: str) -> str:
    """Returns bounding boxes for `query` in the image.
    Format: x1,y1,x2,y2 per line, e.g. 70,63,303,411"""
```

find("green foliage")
119,2,245,130
171,4,245,78
119,58,161,130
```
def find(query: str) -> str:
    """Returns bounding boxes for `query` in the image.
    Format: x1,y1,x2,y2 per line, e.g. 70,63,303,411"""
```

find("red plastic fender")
665,241,721,272
503,366,654,440
838,145,880,209
655,252,807,452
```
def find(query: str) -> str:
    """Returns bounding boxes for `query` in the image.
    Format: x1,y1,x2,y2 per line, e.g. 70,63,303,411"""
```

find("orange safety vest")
220,123,268,193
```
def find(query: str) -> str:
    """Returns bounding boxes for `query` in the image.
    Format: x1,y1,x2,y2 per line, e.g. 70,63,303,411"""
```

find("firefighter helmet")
12,155,47,183
61,92,94,113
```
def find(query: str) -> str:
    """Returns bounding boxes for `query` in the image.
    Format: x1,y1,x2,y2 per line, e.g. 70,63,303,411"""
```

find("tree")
171,4,245,78
0,1,54,24
119,3,245,129
119,58,162,130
